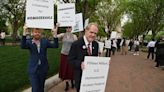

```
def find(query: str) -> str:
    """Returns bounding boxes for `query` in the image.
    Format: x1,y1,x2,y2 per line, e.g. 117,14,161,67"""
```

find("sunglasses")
67,27,72,28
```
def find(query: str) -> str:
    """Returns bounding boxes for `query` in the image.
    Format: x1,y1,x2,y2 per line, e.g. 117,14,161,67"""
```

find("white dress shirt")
147,41,156,47
83,36,92,54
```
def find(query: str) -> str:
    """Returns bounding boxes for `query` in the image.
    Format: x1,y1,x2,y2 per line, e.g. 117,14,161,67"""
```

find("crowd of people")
0,22,163,92
103,37,164,69
104,37,140,56
145,37,164,68
16,21,164,92
20,23,101,92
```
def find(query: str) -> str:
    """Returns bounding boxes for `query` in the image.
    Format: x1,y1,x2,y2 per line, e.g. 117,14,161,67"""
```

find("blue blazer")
21,36,58,74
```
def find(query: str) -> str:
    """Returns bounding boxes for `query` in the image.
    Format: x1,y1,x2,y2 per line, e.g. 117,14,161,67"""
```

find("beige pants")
121,45,128,55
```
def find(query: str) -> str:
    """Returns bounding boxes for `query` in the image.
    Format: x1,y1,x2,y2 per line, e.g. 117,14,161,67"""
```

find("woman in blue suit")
21,25,58,92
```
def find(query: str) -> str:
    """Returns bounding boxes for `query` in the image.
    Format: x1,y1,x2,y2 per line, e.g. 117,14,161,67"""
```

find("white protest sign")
110,31,117,39
104,39,111,49
57,3,75,27
105,25,109,33
98,41,104,53
72,13,83,33
80,56,110,92
116,33,122,39
25,0,54,29
120,39,124,46
148,30,152,35
84,18,89,29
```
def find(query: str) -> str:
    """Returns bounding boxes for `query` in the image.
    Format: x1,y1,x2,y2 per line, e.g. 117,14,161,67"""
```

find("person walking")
147,39,156,60
128,39,134,51
111,39,117,55
155,36,164,68
53,25,77,91
121,38,128,55
68,23,99,92
21,25,58,92
104,37,111,57
133,39,140,55
116,38,121,52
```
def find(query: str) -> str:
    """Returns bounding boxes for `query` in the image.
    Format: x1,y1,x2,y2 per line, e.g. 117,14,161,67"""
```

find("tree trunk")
152,30,156,40
83,0,87,21
12,19,18,46
141,34,145,47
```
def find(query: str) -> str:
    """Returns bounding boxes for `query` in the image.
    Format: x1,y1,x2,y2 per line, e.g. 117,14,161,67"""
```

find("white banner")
25,0,54,29
84,18,89,29
105,25,109,33
57,3,75,27
80,56,110,92
98,41,104,54
72,13,83,33
110,31,117,39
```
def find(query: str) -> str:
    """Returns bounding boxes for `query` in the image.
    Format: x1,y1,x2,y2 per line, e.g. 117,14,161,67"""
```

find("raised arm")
20,25,30,49
46,23,59,48
46,38,59,48
51,23,65,39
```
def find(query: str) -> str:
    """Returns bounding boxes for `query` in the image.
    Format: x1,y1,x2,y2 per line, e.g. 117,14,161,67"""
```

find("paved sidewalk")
48,52,164,92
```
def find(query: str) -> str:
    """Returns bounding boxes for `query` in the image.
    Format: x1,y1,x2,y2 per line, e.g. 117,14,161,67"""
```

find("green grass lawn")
0,45,61,92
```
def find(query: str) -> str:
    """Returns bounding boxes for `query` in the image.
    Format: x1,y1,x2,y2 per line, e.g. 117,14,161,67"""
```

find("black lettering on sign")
27,16,52,20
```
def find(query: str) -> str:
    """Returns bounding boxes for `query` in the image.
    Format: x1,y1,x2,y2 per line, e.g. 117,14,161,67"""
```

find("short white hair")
85,23,98,31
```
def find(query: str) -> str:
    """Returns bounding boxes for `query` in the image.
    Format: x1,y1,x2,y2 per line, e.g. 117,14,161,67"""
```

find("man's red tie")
87,43,91,55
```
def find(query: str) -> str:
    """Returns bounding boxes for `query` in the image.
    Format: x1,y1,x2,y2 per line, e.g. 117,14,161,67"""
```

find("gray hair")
85,23,98,30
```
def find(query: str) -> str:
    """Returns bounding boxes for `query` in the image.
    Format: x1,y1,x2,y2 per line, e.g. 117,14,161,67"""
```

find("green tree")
0,15,7,32
1,0,25,43
94,0,126,37
0,1,8,32
123,22,135,38
125,0,164,39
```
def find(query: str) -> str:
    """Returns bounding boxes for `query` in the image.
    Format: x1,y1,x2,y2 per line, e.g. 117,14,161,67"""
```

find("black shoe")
154,66,159,69
155,65,159,67
65,81,69,91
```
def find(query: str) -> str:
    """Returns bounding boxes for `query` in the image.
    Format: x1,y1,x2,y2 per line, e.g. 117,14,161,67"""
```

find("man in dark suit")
68,23,99,92
155,35,164,68
21,25,58,92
